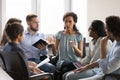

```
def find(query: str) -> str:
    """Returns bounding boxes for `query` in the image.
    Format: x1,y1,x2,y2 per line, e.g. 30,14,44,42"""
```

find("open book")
32,39,48,48
36,57,50,68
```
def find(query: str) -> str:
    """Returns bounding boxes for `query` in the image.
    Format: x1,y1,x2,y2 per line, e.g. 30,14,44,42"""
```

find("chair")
82,37,86,58
0,51,53,80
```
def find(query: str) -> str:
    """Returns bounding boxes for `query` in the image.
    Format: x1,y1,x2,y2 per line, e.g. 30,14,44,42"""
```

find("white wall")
1,0,120,41
0,0,2,38
87,0,120,41
0,0,6,39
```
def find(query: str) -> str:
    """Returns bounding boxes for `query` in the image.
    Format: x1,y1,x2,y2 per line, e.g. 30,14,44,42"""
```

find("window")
38,0,64,34
6,0,32,29
38,0,87,37
71,0,87,37
5,0,87,37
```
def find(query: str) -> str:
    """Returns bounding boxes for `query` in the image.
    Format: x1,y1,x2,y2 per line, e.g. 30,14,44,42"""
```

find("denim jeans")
28,58,56,73
63,69,97,80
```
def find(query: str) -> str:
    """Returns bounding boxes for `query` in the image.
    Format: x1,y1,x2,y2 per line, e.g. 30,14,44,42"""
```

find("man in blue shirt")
20,14,55,73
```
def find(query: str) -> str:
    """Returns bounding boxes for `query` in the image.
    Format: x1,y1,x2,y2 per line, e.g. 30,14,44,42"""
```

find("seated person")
3,22,43,75
0,18,38,72
80,20,112,65
0,18,22,51
0,18,22,69
63,16,120,80
20,14,55,73
52,12,83,79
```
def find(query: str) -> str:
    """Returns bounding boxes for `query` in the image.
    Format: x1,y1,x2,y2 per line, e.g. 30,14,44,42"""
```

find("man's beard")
30,26,38,32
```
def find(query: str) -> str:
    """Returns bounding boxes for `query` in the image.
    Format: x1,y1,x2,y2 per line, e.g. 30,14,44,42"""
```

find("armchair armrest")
29,73,53,80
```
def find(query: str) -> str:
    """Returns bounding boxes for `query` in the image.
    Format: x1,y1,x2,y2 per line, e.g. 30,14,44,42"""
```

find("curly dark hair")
106,16,120,37
63,12,79,32
89,20,106,37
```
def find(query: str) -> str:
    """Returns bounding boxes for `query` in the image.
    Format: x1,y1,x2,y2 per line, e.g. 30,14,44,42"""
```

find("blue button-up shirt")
97,40,120,75
20,30,48,60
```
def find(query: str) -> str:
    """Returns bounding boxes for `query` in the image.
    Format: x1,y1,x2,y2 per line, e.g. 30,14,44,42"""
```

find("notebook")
73,62,82,68
32,39,48,48
36,57,50,68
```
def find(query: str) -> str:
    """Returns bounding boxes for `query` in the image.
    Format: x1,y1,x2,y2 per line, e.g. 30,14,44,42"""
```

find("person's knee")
62,72,67,80
62,71,74,80
49,64,56,73
39,63,56,73
47,63,56,69
45,63,56,73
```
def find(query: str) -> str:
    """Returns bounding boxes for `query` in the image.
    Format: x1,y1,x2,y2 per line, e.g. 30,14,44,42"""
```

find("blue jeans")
28,58,56,73
63,69,97,80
